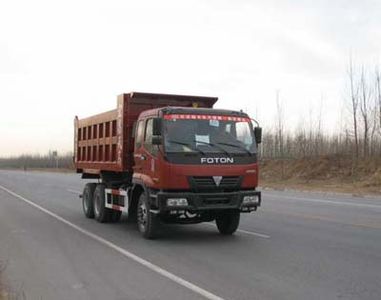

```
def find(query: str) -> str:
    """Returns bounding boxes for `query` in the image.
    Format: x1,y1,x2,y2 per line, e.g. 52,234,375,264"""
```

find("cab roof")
139,106,249,119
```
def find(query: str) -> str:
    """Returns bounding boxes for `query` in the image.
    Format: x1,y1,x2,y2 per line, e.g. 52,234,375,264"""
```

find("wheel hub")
138,201,147,232
83,191,89,211
94,195,100,217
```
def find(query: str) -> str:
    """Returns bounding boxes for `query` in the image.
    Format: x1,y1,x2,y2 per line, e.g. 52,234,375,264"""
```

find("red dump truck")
74,92,262,238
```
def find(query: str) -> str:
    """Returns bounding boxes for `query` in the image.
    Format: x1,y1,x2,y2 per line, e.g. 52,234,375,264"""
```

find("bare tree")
314,95,324,156
348,56,360,159
376,66,381,135
275,90,285,178
275,90,284,158
359,66,371,156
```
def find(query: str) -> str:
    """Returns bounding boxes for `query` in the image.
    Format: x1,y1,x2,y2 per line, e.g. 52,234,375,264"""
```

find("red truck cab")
75,93,262,239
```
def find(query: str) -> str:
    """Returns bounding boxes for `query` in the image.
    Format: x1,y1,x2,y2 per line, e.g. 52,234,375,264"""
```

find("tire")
137,193,159,239
93,184,113,223
82,183,97,218
127,199,138,223
110,211,122,223
216,210,240,235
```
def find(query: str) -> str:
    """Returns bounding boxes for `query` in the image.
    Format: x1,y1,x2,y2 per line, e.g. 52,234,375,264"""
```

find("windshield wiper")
193,140,231,156
166,140,205,155
216,142,253,156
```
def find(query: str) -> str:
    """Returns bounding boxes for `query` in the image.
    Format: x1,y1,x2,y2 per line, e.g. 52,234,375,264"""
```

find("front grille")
190,176,241,191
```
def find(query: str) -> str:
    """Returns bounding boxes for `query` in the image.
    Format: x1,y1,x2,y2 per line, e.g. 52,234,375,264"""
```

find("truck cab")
132,107,261,238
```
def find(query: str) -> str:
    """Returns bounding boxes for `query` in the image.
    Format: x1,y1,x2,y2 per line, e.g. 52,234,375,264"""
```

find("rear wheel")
82,183,96,218
216,210,240,235
93,184,113,223
137,193,159,239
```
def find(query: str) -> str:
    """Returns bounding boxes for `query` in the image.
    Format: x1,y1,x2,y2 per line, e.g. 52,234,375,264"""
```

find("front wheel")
137,193,159,239
216,210,240,235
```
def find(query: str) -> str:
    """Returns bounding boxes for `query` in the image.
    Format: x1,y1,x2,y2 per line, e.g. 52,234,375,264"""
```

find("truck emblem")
200,157,234,164
213,176,223,186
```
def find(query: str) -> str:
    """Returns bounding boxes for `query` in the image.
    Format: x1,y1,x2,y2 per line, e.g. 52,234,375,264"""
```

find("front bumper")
154,190,261,212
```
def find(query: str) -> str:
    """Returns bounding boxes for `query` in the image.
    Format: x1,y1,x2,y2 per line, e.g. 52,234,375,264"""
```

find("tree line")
0,151,74,170
260,59,381,160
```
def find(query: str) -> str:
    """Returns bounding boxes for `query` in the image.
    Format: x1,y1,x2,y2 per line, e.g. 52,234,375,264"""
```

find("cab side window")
135,120,144,149
144,119,158,156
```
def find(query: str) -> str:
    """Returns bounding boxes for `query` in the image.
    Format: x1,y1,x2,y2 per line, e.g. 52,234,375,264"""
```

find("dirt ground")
260,156,381,196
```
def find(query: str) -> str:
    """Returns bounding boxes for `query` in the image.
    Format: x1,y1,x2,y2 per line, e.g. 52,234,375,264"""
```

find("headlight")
242,195,259,205
167,198,188,207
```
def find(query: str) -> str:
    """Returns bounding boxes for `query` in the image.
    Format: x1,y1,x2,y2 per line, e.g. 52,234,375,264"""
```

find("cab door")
141,118,159,187
133,119,145,173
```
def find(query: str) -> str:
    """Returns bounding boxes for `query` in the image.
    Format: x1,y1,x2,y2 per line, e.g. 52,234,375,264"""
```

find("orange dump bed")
74,92,217,175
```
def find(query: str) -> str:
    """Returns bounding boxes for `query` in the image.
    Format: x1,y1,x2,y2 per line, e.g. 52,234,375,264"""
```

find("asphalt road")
0,170,380,300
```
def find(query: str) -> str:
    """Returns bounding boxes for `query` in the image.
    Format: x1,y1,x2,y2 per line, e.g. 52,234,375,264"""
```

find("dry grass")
0,267,21,300
0,262,14,300
0,268,6,300
260,155,381,195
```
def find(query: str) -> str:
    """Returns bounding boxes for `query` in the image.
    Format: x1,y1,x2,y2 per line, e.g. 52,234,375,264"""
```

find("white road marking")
67,189,81,195
236,229,270,239
268,194,381,209
0,184,224,300
203,223,270,239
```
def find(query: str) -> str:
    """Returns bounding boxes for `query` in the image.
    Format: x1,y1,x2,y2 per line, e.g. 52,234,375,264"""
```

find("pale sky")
1,0,380,156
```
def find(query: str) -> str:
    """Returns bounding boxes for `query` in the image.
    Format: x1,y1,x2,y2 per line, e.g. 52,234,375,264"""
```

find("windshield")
163,114,257,154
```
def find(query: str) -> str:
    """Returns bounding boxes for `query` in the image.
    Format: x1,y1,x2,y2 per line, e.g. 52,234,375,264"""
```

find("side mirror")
152,135,162,145
254,127,262,144
153,118,162,136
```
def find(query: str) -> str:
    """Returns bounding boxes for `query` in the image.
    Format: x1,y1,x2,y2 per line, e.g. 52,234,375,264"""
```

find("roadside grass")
260,155,381,196
0,263,6,300
0,262,21,300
